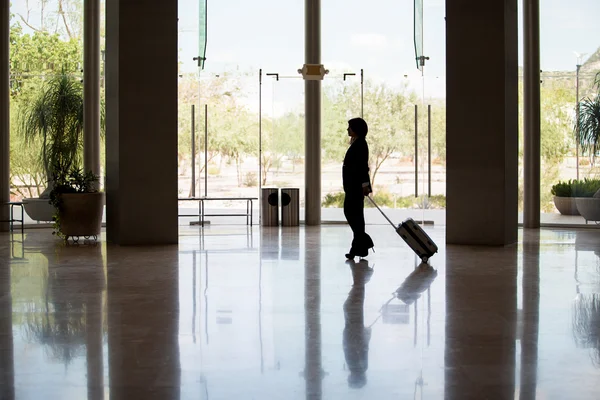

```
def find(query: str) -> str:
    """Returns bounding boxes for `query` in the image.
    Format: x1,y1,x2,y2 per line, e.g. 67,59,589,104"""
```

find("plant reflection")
573,293,600,368
20,242,105,366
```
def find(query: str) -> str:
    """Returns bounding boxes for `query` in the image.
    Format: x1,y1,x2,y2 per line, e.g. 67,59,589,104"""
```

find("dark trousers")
343,190,373,252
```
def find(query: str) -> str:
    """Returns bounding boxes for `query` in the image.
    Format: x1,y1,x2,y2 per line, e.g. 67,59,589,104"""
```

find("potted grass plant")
18,72,106,223
552,179,600,216
19,71,105,234
551,180,579,215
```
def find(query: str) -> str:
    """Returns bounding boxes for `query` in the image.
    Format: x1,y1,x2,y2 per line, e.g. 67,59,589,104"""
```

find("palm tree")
19,72,84,198
576,72,600,166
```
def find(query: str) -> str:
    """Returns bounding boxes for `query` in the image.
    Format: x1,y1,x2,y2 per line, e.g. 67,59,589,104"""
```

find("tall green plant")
19,72,84,198
576,72,600,165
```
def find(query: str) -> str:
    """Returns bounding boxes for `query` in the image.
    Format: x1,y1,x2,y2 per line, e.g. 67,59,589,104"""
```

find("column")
105,0,179,245
84,0,101,180
1,0,9,232
446,0,519,245
523,0,541,228
304,0,321,226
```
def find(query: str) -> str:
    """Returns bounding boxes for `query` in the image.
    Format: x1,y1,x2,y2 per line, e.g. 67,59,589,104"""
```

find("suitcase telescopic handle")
366,196,397,228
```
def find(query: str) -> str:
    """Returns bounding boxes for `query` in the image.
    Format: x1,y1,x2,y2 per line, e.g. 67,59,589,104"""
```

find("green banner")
198,0,207,69
414,0,423,71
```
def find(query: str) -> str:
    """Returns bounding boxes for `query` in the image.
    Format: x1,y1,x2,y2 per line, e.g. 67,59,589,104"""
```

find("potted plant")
551,178,600,216
551,180,579,215
18,72,94,222
49,165,104,241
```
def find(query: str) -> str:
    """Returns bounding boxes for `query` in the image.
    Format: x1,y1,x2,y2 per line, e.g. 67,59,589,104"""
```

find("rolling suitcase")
367,196,438,263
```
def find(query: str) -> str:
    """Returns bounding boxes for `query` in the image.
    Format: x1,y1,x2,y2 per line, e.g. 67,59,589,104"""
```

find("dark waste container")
261,188,279,226
281,188,300,227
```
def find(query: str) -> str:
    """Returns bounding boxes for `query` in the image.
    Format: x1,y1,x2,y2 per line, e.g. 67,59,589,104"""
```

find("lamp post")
574,52,588,180
576,63,581,180
101,50,105,88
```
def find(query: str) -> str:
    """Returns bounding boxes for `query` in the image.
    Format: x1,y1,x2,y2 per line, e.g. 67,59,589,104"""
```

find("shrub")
366,190,394,208
573,178,600,197
321,191,447,209
551,178,600,198
551,180,573,197
243,171,257,187
322,192,345,208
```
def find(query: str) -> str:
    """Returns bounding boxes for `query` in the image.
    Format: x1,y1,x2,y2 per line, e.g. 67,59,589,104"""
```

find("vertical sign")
414,0,424,71
198,0,207,69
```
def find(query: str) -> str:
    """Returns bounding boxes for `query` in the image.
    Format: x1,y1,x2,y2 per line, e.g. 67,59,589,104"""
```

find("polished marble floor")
1,225,600,399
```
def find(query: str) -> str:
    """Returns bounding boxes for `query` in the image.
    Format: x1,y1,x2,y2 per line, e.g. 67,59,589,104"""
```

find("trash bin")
261,188,279,226
281,188,300,226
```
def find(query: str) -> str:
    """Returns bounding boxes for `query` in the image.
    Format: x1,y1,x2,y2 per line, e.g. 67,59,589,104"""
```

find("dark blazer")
343,137,372,193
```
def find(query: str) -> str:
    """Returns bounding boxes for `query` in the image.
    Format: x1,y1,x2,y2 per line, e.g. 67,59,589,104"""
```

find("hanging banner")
414,0,423,71
198,0,207,69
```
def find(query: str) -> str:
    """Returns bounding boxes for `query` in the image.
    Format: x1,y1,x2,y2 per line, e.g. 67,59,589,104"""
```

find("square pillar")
105,0,178,245
446,0,519,245
1,0,9,232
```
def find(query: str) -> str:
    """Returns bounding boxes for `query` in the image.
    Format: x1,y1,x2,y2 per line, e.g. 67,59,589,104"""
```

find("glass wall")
320,0,447,225
537,0,600,225
174,0,449,225
261,74,305,199
10,1,85,205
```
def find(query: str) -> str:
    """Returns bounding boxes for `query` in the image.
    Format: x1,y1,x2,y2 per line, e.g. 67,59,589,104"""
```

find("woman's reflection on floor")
343,259,374,389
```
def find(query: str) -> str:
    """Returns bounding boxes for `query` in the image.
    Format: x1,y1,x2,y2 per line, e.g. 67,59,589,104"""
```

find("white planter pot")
22,198,55,222
575,197,600,223
553,196,579,215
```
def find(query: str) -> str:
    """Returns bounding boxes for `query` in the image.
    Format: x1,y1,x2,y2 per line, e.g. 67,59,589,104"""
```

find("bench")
0,202,25,233
178,197,258,226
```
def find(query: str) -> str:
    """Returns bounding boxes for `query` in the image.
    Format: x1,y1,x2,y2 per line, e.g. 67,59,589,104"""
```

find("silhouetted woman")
343,117,374,259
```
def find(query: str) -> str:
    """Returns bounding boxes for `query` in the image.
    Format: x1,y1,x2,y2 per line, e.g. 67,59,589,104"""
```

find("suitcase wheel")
421,256,429,263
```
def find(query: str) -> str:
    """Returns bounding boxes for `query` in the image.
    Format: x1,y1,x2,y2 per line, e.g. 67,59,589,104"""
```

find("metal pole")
0,0,9,232
191,104,196,197
576,64,581,180
523,0,541,228
259,69,262,225
84,0,101,179
305,0,322,226
204,104,208,197
360,69,364,118
415,105,418,198
428,104,431,198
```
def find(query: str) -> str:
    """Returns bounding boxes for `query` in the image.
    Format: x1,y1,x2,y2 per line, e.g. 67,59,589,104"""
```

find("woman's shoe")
345,253,355,260
355,246,374,258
